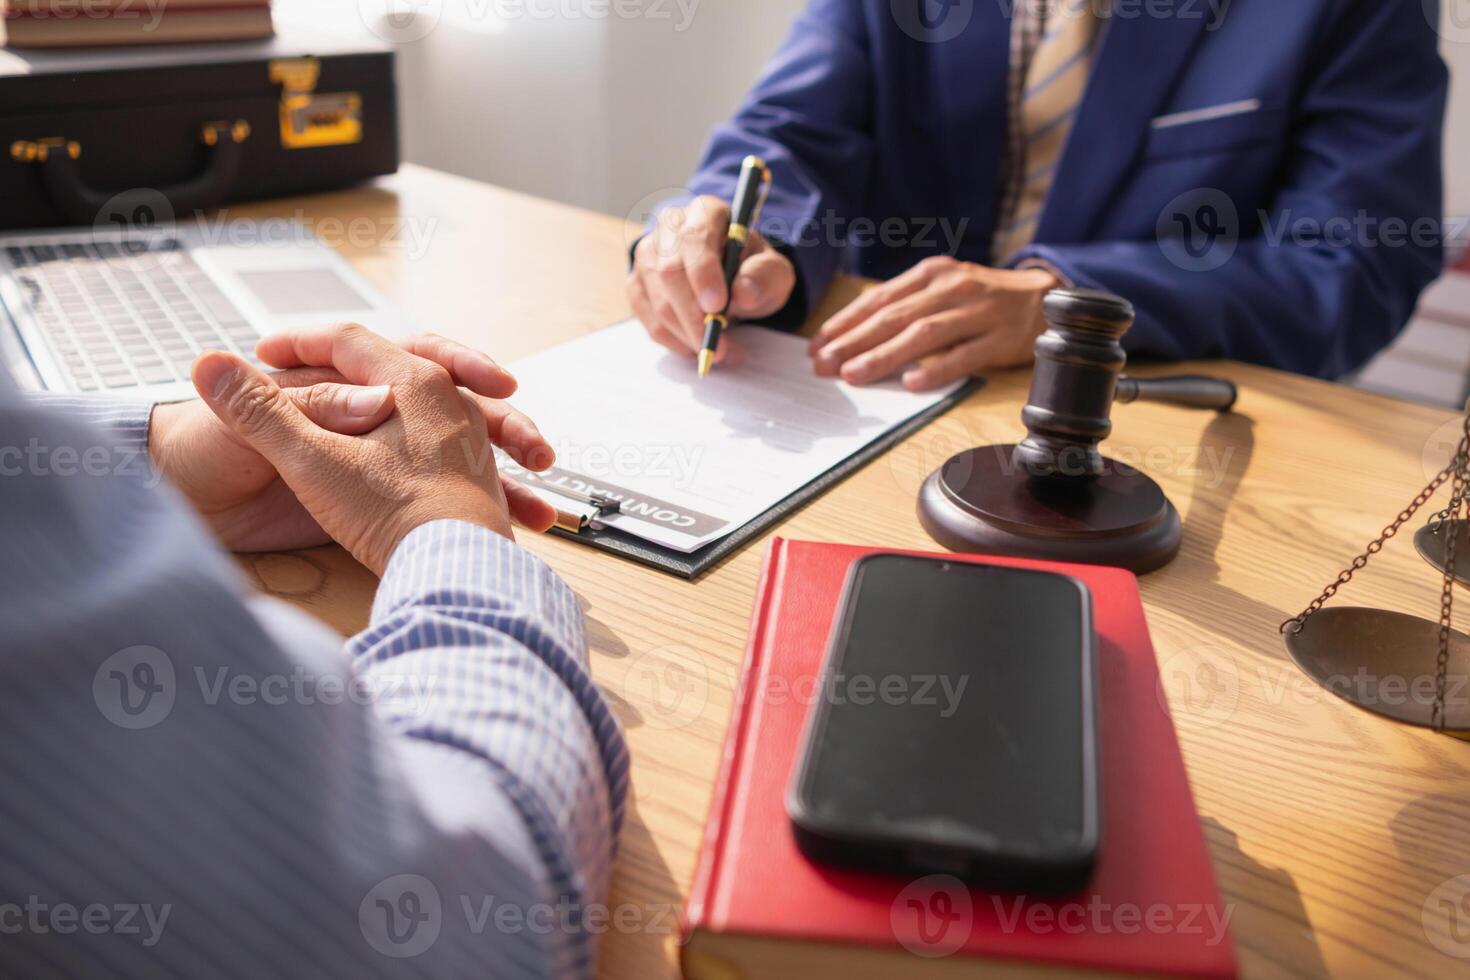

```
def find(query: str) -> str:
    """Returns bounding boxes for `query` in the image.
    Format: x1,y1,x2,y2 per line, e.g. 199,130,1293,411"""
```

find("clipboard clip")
524,477,621,533
557,485,622,515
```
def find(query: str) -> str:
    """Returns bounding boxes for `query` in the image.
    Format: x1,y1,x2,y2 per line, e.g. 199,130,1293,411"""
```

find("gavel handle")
1115,375,1238,412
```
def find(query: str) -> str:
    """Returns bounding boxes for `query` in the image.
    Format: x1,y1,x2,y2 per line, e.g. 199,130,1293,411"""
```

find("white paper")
498,320,964,553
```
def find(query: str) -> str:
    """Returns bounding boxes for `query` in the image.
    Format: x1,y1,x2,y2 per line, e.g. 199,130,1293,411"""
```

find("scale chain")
1432,430,1470,731
1279,449,1461,634
1281,412,1470,734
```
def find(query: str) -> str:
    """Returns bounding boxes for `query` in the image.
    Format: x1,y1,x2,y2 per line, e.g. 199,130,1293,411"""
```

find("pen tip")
697,350,714,379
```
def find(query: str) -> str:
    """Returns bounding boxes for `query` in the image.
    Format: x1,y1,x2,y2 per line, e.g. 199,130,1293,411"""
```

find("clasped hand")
151,324,557,573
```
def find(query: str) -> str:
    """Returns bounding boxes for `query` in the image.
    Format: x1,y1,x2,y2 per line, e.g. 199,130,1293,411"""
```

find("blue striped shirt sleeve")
0,392,629,979
351,520,631,975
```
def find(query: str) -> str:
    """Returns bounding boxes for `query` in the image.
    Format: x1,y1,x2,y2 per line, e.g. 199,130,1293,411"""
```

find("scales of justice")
918,287,1469,737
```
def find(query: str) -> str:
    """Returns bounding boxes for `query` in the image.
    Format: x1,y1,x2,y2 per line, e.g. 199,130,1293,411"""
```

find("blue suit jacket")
681,0,1447,378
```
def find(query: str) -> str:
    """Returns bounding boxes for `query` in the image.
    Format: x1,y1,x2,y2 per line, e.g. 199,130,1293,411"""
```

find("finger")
271,366,348,389
901,335,998,391
653,256,709,352
259,327,517,401
463,391,555,471
502,477,558,533
637,199,722,276
810,258,946,352
284,382,396,436
627,271,666,341
682,218,730,315
729,241,796,320
398,333,517,400
630,273,693,356
690,195,732,257
192,350,324,459
814,286,958,377
639,214,683,273
650,319,695,357
646,285,699,355
840,310,979,386
254,322,428,388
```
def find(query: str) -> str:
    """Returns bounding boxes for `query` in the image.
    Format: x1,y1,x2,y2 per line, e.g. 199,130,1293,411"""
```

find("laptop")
0,222,413,403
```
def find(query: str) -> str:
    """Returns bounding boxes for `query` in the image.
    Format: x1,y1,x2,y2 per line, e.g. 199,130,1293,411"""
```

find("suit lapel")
1037,7,1216,243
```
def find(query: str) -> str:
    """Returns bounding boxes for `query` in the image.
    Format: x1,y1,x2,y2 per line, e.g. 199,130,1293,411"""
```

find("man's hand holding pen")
627,192,796,364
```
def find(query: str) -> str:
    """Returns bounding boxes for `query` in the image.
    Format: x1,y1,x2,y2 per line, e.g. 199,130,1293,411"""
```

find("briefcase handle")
11,119,251,227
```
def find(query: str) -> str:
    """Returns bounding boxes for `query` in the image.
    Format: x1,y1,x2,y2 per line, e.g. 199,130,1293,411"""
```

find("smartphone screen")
788,554,1097,889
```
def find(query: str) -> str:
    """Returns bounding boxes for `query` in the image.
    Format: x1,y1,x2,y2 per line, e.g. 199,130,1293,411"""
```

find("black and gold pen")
698,155,773,378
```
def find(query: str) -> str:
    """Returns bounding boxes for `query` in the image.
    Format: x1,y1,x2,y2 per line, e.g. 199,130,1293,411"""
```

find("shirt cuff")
19,396,156,486
1009,254,1077,289
20,395,154,459
372,519,587,668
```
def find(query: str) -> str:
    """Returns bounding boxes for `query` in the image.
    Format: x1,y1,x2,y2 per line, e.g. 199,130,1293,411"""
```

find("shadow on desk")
1149,410,1298,643
1203,818,1328,978
1390,791,1470,973
1186,412,1256,577
601,793,683,979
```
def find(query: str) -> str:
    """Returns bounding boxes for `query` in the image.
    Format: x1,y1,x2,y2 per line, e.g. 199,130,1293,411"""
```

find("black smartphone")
786,554,1099,893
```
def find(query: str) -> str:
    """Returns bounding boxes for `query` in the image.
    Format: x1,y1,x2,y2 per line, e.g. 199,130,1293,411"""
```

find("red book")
681,539,1237,979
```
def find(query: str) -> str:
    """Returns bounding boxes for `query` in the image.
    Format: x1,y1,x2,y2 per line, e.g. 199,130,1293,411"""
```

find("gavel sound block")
918,289,1237,574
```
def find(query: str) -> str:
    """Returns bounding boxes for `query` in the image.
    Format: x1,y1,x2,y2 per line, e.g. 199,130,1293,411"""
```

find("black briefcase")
0,26,398,230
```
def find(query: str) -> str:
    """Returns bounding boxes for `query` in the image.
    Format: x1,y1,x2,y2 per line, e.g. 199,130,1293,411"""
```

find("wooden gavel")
1016,289,1237,481
919,288,1235,573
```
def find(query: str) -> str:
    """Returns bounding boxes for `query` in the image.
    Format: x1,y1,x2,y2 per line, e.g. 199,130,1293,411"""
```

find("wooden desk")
228,165,1470,978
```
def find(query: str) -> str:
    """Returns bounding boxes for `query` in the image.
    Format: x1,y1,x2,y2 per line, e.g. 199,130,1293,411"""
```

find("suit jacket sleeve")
1010,0,1447,379
676,0,876,329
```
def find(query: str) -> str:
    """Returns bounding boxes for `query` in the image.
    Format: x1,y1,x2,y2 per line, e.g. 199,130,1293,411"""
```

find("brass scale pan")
1283,519,1470,734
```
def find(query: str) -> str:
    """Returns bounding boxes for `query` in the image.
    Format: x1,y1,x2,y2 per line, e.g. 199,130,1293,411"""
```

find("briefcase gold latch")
268,57,364,150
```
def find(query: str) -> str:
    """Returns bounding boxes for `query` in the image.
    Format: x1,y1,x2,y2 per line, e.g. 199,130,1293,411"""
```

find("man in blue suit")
626,0,1447,389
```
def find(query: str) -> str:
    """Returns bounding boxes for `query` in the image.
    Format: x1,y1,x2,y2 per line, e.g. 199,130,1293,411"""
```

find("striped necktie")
993,0,1101,261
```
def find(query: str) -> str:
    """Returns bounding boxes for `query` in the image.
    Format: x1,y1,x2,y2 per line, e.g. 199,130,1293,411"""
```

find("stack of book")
1,0,274,48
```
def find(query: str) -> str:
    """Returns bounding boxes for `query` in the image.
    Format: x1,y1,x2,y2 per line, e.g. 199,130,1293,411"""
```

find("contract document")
498,320,966,554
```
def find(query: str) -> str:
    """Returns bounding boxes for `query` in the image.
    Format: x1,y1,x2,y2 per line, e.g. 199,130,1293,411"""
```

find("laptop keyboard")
5,238,263,391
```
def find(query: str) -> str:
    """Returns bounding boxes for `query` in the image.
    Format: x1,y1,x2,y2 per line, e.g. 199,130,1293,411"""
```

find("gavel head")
1015,288,1135,481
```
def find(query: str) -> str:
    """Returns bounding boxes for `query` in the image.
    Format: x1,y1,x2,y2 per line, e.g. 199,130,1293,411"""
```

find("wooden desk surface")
227,165,1470,978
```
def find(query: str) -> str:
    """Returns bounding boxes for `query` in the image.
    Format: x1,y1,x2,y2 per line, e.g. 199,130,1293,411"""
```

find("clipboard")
545,379,983,579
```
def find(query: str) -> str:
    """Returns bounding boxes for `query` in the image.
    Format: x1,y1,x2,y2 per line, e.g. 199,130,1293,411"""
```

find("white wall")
279,0,805,216
596,3,807,221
